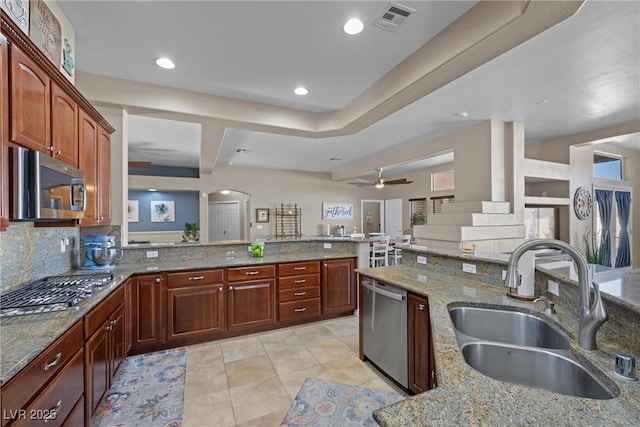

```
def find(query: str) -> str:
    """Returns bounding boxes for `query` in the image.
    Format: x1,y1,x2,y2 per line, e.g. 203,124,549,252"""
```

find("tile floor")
182,314,402,427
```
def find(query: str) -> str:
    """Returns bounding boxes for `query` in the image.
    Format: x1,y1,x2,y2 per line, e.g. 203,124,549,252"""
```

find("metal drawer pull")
188,275,205,280
43,400,62,423
294,279,306,284
294,267,306,270
245,271,260,275
43,353,62,371
294,307,307,312
294,292,306,296
418,304,426,311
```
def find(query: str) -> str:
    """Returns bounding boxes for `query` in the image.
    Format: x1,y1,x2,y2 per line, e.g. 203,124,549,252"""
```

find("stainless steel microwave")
10,147,86,220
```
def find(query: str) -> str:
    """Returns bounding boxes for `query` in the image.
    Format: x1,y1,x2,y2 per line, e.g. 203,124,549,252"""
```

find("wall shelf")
275,204,302,238
524,196,570,206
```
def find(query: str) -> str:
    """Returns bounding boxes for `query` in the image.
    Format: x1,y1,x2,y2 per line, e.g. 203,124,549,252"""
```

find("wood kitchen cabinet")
51,83,78,167
408,292,436,393
278,261,321,322
166,269,225,342
84,286,125,420
96,126,111,224
227,265,276,332
321,258,355,314
0,322,84,427
78,109,98,225
0,32,8,231
130,274,164,352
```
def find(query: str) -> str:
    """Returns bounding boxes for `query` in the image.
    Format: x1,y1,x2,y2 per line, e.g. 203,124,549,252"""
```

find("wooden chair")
390,235,411,265
370,239,389,267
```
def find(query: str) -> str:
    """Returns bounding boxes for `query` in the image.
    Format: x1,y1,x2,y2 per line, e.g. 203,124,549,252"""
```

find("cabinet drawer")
279,286,320,303
84,285,124,338
0,322,83,423
15,349,84,427
167,269,224,287
228,265,275,281
278,261,320,276
279,298,321,322
278,273,320,289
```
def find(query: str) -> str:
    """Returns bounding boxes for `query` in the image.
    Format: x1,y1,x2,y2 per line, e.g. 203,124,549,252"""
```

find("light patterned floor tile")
278,365,334,400
338,332,360,354
322,358,381,386
222,336,266,363
293,324,338,345
187,342,224,369
182,389,235,427
260,329,305,354
184,362,228,400
325,317,359,337
266,345,320,375
230,376,292,425
305,338,355,364
225,353,277,388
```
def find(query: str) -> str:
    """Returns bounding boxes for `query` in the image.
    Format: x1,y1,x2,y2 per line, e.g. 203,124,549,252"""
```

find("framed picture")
322,202,354,220
256,208,270,223
29,0,61,67
127,200,139,222
151,201,175,222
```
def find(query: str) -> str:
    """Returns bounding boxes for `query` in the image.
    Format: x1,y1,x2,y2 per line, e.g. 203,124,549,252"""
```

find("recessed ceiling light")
155,57,175,69
344,18,364,35
220,190,231,195
148,188,157,192
455,112,469,118
535,99,550,105
294,87,309,96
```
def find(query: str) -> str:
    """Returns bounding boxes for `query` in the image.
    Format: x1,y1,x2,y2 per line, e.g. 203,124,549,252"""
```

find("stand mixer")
81,235,123,270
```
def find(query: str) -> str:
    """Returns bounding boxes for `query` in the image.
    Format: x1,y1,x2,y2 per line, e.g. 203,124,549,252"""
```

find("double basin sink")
448,304,619,399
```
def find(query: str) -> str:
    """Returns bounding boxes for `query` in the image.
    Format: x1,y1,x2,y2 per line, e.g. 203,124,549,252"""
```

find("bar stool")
370,239,390,267
390,235,411,265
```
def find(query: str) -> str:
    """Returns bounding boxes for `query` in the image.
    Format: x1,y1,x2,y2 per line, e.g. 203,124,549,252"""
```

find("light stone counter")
355,266,640,426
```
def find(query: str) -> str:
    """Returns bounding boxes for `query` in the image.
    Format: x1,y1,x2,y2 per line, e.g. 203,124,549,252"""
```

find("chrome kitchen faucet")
505,239,608,350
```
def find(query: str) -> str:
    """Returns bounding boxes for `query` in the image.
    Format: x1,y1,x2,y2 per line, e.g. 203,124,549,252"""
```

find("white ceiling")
58,1,640,178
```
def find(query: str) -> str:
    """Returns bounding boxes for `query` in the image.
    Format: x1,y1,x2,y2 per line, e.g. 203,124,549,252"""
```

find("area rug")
92,347,187,427
282,378,406,427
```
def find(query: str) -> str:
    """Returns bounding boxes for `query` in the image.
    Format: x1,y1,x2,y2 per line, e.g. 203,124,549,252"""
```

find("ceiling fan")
348,168,413,189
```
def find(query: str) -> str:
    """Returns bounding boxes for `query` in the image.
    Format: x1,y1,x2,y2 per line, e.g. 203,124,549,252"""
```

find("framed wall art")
151,201,175,222
322,202,353,220
127,200,139,222
256,208,270,223
28,0,61,67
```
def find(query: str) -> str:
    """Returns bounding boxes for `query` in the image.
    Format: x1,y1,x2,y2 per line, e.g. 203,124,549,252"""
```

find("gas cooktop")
0,273,114,317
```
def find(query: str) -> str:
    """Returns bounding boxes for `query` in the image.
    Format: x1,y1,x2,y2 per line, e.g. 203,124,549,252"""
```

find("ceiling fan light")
375,182,384,189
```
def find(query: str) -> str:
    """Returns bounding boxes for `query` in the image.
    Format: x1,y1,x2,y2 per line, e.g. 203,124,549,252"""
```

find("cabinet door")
85,322,110,416
321,258,355,313
130,274,164,349
408,293,434,394
78,109,97,225
97,126,111,223
110,304,126,377
9,44,50,152
1,34,8,230
228,279,275,331
167,284,225,341
51,83,78,167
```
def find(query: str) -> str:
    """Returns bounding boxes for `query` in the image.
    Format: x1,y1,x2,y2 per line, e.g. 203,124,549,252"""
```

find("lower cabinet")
408,292,436,394
166,269,225,342
228,279,276,331
322,258,355,313
130,273,163,352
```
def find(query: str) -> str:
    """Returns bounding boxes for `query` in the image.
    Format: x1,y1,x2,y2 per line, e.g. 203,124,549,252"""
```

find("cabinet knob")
219,287,223,292
56,149,62,155
155,277,161,283
48,146,55,152
418,304,426,311
229,286,233,291
43,353,62,371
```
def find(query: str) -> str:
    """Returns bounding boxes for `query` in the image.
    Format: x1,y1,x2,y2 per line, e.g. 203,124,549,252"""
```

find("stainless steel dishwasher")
362,277,408,388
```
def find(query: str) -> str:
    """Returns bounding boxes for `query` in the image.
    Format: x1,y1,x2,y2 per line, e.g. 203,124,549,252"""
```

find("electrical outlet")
146,251,159,258
502,270,507,280
417,256,427,265
548,280,559,296
463,263,477,274
60,239,66,253
324,243,332,249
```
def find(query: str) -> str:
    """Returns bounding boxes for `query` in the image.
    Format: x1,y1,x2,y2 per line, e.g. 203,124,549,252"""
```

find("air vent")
235,148,249,153
373,2,416,32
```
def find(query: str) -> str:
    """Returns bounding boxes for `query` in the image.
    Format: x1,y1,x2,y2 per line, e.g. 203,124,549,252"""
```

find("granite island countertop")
355,265,640,426
0,251,356,386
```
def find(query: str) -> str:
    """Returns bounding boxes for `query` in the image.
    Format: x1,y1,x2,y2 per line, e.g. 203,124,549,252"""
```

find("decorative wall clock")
573,187,592,219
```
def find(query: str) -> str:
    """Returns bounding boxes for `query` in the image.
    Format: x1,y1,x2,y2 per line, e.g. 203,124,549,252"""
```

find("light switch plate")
60,239,66,253
502,270,507,280
417,256,427,265
463,263,477,274
257,224,263,229
548,280,559,296
146,251,159,258
324,243,332,249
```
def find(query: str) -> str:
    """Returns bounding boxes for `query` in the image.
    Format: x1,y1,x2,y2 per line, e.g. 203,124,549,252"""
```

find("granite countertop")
123,236,372,249
355,266,640,426
0,251,356,386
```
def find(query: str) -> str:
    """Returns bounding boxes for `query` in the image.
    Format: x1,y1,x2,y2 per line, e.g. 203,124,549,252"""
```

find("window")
409,198,428,226
431,195,454,214
593,153,622,180
431,170,454,191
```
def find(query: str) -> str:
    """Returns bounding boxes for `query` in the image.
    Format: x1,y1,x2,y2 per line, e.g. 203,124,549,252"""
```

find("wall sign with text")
322,203,353,220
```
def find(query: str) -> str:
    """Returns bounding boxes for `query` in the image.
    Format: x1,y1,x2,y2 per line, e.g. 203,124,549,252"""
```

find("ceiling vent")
373,2,416,32
235,148,249,153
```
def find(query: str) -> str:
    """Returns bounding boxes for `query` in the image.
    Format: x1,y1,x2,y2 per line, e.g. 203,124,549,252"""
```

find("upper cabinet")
97,126,112,224
51,82,79,167
1,32,8,231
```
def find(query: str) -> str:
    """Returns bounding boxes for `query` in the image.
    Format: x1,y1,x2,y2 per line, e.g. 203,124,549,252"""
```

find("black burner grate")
0,273,113,317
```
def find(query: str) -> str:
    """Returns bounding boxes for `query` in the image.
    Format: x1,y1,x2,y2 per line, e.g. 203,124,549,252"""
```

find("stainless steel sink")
449,305,570,349
461,342,619,400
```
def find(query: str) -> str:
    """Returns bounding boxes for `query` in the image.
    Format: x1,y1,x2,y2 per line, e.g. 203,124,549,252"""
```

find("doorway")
385,199,403,238
361,200,384,236
208,201,240,241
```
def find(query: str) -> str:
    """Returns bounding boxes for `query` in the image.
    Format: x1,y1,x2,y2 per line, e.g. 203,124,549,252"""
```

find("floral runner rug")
93,347,187,427
281,378,406,426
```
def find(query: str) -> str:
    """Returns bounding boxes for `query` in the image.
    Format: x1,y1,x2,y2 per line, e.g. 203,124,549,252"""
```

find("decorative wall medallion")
1,0,30,35
573,187,592,220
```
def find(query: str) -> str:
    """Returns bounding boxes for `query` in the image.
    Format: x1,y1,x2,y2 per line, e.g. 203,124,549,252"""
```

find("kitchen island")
356,250,640,426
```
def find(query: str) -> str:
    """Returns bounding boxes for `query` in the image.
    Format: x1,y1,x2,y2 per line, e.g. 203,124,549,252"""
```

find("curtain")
615,191,631,268
595,189,612,267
